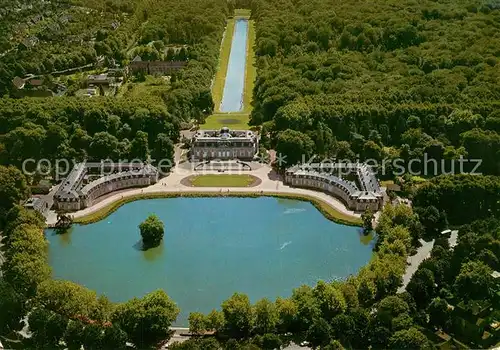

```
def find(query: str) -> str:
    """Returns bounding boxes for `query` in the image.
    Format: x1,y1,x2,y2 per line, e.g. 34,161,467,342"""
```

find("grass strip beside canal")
243,19,257,114
72,192,362,227
212,18,235,113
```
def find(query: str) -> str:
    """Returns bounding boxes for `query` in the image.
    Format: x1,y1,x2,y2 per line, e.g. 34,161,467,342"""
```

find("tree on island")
139,214,164,249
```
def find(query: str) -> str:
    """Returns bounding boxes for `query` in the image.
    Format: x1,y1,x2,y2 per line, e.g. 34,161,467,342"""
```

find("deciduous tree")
35,280,111,321
388,327,432,349
0,166,29,218
3,253,51,296
130,130,150,160
221,293,254,338
253,298,278,335
306,317,332,348
313,280,347,320
28,308,68,349
206,309,225,332
407,268,436,308
361,209,374,233
64,320,85,350
112,290,179,348
275,129,314,167
189,312,207,335
428,297,451,330
102,324,128,349
139,214,165,249
454,260,494,301
0,280,26,333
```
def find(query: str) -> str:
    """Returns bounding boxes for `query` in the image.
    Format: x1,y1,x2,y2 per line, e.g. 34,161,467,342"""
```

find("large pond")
220,19,248,112
47,197,374,326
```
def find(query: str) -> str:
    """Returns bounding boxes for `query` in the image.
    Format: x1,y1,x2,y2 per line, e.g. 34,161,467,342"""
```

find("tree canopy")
247,0,500,177
112,289,180,348
139,214,165,249
35,279,113,321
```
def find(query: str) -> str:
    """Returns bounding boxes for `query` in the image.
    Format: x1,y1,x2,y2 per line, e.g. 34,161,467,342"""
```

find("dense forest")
0,0,134,94
252,0,500,175
0,0,230,118
1,0,500,348
0,98,179,168
0,0,232,171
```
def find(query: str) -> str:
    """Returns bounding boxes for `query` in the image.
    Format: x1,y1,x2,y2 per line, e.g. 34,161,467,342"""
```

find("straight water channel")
220,19,249,112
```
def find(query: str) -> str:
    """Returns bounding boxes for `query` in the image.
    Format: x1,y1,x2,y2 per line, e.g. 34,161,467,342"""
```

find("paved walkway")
398,230,459,292
0,234,5,278
52,165,360,224
449,230,458,248
398,238,435,292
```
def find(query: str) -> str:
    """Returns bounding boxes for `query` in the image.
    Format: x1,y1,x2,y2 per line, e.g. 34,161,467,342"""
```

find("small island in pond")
139,214,164,249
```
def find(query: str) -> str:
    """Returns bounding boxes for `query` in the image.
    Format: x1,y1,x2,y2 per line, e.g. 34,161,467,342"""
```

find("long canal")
219,19,249,112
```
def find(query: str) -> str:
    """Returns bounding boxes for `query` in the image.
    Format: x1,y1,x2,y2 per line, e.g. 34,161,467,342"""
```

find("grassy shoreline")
72,192,362,227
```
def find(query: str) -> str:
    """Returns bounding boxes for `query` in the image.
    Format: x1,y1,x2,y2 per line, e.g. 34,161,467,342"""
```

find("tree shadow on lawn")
266,168,282,181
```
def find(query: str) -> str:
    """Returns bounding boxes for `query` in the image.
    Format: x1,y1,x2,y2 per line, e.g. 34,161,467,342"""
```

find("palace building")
128,56,187,75
54,162,158,211
284,162,384,211
191,127,258,160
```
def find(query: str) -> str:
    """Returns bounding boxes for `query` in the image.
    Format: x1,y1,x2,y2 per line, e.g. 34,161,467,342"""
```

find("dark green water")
46,197,374,326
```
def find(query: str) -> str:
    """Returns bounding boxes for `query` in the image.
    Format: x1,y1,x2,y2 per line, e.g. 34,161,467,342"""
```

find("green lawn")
200,113,250,130
189,174,257,187
116,76,170,102
234,8,251,18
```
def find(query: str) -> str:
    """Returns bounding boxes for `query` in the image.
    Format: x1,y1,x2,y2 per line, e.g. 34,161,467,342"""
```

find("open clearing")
183,174,260,187
200,113,250,130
